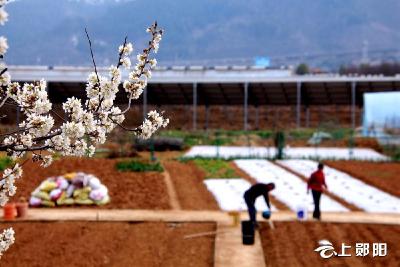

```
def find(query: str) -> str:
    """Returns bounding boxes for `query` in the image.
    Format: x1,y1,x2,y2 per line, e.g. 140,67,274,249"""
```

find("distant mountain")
3,0,400,68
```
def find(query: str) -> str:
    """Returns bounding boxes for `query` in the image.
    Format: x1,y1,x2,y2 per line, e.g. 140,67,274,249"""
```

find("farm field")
279,160,400,213
325,161,400,198
234,159,349,212
163,160,219,210
11,158,171,210
0,222,215,267
260,222,400,267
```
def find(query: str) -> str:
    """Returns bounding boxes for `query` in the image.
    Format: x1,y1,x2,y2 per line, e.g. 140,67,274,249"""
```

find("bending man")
244,183,275,225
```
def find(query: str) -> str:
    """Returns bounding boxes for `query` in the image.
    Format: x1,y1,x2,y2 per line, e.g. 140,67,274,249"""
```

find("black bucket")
241,220,255,245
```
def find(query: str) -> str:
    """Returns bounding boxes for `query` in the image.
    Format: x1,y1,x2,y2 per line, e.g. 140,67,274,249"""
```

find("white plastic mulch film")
185,146,388,161
279,160,400,213
234,160,349,212
203,178,276,212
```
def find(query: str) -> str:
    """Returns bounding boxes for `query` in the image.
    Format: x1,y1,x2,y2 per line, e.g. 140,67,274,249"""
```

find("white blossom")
0,8,8,26
0,72,10,86
20,134,33,147
120,57,131,69
40,155,53,167
3,136,15,146
123,80,144,99
118,42,133,56
143,69,152,79
24,114,54,137
61,121,85,139
137,110,169,139
109,66,121,84
149,58,157,68
0,228,15,258
0,36,8,55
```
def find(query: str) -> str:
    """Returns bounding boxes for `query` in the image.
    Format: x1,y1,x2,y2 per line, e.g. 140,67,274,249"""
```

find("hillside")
3,0,400,68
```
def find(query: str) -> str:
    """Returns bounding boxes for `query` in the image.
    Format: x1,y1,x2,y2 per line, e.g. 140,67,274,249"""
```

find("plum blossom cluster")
0,0,168,257
0,228,14,258
0,1,8,56
0,1,13,259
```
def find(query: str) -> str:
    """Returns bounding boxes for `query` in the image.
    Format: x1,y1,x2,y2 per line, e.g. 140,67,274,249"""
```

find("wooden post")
244,82,248,131
351,81,356,129
193,83,197,131
296,81,302,128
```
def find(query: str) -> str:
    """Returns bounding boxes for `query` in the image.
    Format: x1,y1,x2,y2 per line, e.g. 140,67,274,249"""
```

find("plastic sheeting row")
234,160,349,212
279,160,400,213
185,146,388,161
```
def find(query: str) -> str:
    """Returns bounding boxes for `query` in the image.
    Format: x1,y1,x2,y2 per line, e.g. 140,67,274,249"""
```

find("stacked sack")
29,172,110,207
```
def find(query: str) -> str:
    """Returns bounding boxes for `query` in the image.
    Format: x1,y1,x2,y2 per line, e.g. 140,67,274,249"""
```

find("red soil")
325,161,400,198
1,222,215,267
11,158,170,209
260,222,400,267
163,161,219,210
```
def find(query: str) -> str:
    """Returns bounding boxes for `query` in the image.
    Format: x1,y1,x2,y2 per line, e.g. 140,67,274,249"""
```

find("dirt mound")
260,222,400,266
11,158,170,209
163,161,219,210
1,222,215,267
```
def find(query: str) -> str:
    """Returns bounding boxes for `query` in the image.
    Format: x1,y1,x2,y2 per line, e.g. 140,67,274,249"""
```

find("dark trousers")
244,194,256,223
312,190,322,219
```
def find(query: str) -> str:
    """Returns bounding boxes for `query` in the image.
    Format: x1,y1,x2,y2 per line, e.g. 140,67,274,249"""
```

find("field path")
214,223,266,267
162,168,181,210
3,209,400,225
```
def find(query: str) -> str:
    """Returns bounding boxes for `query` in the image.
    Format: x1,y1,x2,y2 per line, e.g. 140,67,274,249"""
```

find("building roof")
8,66,400,106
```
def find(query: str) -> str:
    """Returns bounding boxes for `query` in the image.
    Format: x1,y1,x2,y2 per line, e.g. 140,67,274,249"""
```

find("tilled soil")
11,158,170,209
260,222,400,267
0,222,215,267
325,161,400,198
163,161,219,210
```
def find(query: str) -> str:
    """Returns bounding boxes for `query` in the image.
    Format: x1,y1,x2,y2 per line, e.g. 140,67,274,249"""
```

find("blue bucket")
297,210,305,219
262,210,271,219
296,206,307,220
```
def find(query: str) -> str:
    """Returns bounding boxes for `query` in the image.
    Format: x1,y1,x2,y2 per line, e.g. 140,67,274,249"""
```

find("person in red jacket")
307,163,327,220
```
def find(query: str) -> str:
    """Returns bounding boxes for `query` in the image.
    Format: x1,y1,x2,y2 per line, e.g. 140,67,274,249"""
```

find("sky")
364,92,400,130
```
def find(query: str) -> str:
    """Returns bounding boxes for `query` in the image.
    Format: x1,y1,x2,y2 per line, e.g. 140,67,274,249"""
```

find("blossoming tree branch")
0,0,168,257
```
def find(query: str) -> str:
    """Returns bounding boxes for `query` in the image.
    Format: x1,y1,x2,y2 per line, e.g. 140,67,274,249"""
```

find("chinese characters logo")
314,240,387,259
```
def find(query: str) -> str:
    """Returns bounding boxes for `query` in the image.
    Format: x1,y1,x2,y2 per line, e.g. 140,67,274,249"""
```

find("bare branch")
116,36,128,68
84,28,100,86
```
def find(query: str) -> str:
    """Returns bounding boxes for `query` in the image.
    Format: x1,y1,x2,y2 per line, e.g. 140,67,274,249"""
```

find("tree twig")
84,28,100,86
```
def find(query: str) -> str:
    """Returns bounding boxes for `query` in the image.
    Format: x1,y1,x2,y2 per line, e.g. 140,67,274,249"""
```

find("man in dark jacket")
307,163,328,220
244,183,275,225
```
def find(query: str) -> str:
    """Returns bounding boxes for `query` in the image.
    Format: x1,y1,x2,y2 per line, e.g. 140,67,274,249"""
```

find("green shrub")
210,137,233,146
0,157,12,171
288,129,314,139
256,131,272,139
192,158,239,179
331,128,353,140
116,160,163,172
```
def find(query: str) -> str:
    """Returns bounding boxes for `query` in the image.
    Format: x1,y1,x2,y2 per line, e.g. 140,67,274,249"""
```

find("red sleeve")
307,172,314,189
321,173,327,189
